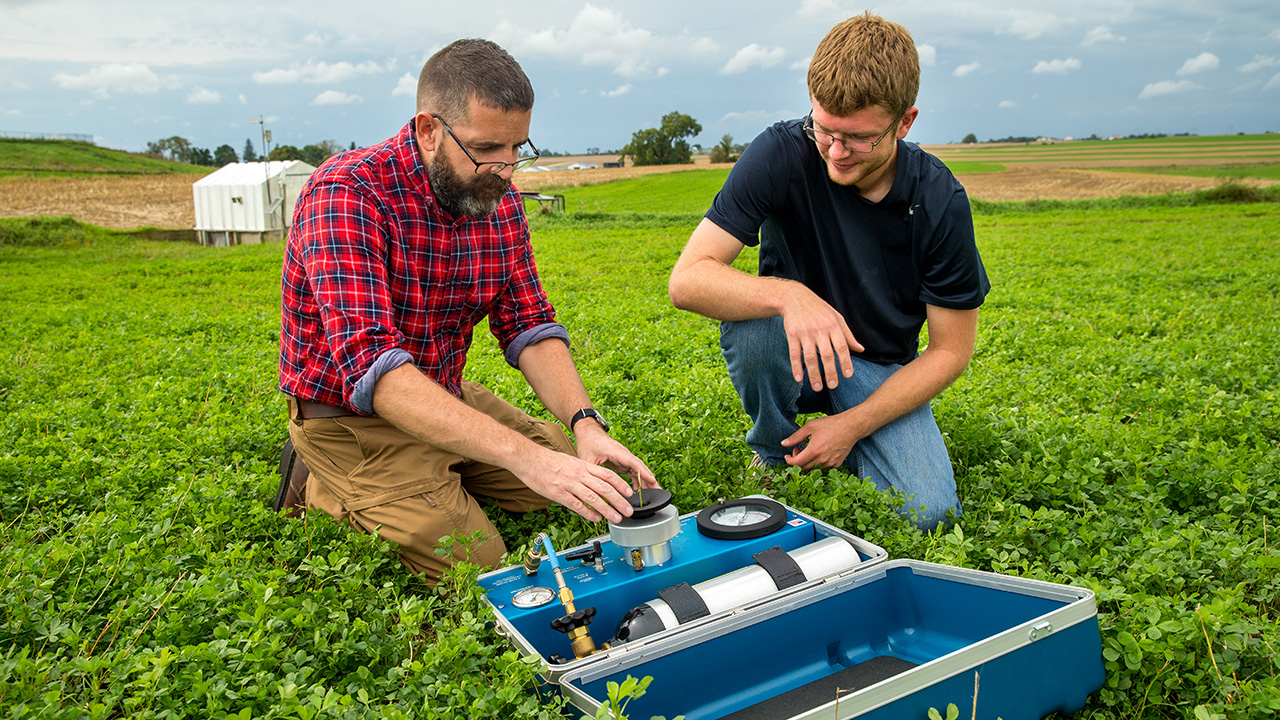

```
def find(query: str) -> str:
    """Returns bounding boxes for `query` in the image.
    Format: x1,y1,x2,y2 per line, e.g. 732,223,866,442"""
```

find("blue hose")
541,535,562,571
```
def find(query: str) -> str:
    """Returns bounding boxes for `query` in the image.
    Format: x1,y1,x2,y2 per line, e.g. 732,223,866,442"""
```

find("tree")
961,133,977,144
145,136,193,163
619,111,702,166
189,147,214,166
214,144,239,166
299,140,343,166
243,139,259,163
268,145,304,161
709,134,738,164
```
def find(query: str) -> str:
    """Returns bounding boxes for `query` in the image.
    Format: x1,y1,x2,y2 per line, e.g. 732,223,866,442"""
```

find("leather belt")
295,397,359,419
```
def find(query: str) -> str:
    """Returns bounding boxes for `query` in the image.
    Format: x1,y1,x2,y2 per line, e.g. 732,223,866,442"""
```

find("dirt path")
0,164,1265,230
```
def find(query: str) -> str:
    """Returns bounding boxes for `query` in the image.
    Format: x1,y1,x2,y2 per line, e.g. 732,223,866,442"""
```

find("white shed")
192,161,316,247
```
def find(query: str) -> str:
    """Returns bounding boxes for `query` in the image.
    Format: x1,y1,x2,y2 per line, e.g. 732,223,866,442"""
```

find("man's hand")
781,413,861,471
780,284,864,392
573,422,659,491
517,444,640,524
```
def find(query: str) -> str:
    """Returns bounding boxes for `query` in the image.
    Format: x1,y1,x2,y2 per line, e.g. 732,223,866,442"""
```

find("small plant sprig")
584,675,683,720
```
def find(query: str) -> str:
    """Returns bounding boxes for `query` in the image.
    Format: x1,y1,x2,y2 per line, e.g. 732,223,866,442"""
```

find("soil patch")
0,162,1270,230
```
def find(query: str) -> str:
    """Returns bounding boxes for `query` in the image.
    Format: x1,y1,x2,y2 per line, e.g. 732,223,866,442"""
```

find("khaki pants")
287,380,575,583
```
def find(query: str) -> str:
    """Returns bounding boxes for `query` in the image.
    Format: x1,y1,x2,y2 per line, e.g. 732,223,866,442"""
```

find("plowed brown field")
0,153,1269,230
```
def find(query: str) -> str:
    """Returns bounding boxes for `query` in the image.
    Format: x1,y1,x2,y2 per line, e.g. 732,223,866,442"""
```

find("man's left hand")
781,414,861,472
573,423,659,489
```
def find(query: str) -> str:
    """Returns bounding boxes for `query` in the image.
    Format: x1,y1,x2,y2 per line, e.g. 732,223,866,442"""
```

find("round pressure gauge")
511,586,556,609
696,498,788,540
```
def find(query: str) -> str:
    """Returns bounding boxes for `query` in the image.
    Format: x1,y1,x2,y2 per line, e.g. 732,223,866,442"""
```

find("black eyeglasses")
803,111,902,153
431,113,540,175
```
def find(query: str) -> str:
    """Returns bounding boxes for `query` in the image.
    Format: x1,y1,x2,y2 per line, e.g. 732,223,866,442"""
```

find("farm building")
192,161,315,247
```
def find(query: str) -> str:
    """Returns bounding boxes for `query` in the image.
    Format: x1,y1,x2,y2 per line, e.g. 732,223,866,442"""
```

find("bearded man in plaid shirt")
278,39,656,583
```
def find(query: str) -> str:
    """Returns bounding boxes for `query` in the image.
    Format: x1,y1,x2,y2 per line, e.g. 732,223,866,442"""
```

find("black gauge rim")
695,497,788,540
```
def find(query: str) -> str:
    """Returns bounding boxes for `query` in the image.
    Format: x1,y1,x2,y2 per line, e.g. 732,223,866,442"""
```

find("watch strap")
569,408,608,433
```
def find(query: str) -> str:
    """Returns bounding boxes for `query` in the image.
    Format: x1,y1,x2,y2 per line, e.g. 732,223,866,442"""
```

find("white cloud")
601,84,632,97
999,11,1061,40
790,55,812,71
1266,73,1280,91
1,108,19,116
187,87,220,104
238,93,247,104
1138,80,1200,99
1033,58,1082,75
999,100,1018,108
494,5,658,77
917,45,937,67
1239,55,1280,73
690,37,720,55
1082,25,1125,46
721,44,786,75
720,109,798,125
53,63,177,98
312,90,362,105
1177,52,1220,76
392,72,416,97
254,60,388,85
797,0,839,20
1270,28,1280,41
953,62,981,78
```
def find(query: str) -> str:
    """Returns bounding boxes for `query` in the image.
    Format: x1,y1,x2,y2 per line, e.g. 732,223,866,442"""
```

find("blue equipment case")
480,498,1104,719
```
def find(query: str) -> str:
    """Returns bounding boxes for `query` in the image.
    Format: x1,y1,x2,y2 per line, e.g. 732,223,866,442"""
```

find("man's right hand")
780,282,864,391
517,446,637,524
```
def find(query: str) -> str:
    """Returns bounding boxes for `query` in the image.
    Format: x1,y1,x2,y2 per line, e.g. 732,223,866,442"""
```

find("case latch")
1028,621,1053,641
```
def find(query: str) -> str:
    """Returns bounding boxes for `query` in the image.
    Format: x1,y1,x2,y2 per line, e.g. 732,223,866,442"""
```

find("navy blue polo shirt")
705,118,990,366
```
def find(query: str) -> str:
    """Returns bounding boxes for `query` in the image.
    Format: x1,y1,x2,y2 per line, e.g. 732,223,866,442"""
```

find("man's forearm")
669,255,797,322
516,338,593,427
839,344,971,441
370,363,541,475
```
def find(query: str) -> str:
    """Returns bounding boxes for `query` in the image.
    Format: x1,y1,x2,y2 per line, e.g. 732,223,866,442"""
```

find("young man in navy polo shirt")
669,13,989,529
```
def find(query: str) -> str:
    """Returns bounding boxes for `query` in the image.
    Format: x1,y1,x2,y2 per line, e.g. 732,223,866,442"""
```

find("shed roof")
195,160,315,187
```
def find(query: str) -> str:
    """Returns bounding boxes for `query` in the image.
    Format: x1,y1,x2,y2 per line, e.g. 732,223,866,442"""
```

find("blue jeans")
720,316,961,529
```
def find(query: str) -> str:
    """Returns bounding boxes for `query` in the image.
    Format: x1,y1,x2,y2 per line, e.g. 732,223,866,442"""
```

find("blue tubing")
541,536,562,571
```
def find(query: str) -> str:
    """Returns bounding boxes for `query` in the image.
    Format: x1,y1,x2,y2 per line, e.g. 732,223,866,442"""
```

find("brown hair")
416,39,534,122
806,11,919,118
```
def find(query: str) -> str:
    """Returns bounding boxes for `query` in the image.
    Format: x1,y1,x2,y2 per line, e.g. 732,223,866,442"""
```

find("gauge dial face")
511,586,555,609
696,498,788,540
710,504,776,527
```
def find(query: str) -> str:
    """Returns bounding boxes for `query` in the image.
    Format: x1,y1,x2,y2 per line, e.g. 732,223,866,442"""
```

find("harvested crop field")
0,155,1270,230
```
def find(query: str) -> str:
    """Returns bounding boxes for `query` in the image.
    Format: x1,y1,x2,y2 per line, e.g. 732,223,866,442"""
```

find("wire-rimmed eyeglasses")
803,111,902,153
431,113,540,174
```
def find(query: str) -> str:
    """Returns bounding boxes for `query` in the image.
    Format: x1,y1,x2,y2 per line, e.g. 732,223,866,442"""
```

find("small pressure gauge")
696,498,788,540
511,586,556,609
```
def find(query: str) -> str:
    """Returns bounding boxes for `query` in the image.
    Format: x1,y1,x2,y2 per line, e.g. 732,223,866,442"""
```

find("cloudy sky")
2,0,1278,156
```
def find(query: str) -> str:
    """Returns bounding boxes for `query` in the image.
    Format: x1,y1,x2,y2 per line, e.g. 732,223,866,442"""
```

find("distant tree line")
960,131,1204,145
621,111,702,166
146,136,354,167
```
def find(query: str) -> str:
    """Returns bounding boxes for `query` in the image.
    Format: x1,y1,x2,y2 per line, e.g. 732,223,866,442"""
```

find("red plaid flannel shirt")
279,120,556,412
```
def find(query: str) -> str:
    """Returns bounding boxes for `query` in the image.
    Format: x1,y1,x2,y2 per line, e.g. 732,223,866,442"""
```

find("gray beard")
426,154,511,219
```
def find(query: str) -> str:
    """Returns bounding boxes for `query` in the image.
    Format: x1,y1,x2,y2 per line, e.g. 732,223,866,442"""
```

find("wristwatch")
569,408,610,434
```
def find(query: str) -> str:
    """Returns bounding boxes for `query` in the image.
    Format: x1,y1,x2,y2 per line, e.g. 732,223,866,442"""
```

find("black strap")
273,438,298,512
658,583,711,624
752,546,807,590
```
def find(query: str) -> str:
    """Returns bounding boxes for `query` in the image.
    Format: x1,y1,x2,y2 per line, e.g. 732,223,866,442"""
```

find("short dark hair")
416,39,534,123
